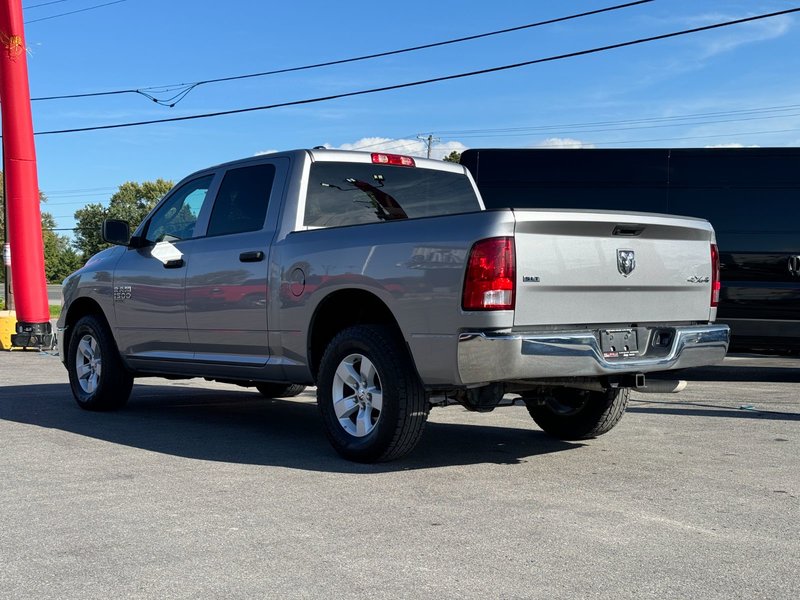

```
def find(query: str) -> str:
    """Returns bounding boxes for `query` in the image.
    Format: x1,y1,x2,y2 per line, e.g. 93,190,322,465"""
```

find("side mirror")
102,219,131,246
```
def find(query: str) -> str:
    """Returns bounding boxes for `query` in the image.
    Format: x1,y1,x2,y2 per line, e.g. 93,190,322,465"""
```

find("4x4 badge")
617,249,636,277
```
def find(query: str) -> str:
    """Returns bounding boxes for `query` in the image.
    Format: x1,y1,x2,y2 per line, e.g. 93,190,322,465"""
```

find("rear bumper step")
457,324,730,385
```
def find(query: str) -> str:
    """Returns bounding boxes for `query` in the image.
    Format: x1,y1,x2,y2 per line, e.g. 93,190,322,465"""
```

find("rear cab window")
303,162,481,228
207,163,276,237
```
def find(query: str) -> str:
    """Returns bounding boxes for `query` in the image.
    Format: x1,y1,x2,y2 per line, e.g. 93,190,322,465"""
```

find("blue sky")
14,0,800,234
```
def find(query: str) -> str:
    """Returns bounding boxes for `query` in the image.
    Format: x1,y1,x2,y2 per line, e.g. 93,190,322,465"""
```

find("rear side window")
207,163,276,236
304,162,480,227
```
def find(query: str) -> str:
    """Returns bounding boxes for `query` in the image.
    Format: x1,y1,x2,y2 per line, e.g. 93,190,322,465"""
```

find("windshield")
304,162,480,227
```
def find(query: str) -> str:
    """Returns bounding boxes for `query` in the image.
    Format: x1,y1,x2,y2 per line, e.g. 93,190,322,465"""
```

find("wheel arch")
307,288,405,381
62,297,113,362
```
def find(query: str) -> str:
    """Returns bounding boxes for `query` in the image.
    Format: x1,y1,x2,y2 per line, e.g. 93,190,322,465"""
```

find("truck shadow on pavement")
671,363,800,383
628,399,800,421
668,353,800,383
0,383,581,472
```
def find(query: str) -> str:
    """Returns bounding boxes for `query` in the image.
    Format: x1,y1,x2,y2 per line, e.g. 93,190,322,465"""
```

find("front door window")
144,176,213,243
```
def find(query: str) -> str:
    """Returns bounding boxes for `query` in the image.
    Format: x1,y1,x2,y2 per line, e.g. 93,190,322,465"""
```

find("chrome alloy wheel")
75,334,102,394
332,353,383,437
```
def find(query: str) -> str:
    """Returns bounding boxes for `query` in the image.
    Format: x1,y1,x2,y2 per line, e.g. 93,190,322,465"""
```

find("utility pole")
417,134,440,159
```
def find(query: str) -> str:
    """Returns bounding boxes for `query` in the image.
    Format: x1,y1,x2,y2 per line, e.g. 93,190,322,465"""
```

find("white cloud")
321,137,468,160
684,13,793,58
255,137,468,159
536,137,595,149
703,143,760,148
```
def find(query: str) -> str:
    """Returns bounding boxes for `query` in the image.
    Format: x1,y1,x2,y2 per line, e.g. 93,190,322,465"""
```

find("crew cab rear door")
183,157,289,369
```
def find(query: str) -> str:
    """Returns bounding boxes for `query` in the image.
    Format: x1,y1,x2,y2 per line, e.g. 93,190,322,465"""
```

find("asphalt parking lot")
1,350,798,599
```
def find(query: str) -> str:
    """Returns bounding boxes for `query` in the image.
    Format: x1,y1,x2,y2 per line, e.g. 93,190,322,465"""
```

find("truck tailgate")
512,209,715,327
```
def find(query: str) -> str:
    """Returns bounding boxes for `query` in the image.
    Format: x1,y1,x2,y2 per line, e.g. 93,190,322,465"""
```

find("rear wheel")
317,325,429,462
67,315,133,411
255,383,306,398
522,387,629,440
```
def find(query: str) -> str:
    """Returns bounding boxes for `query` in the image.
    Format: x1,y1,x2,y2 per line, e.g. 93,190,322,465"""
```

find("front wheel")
522,387,629,440
67,315,133,411
317,325,429,463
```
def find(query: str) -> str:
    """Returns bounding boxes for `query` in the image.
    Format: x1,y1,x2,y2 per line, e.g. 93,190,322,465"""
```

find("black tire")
67,315,133,411
256,383,307,398
317,325,429,463
523,387,629,440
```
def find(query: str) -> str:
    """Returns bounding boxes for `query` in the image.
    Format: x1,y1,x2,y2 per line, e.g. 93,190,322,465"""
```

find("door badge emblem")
113,286,132,301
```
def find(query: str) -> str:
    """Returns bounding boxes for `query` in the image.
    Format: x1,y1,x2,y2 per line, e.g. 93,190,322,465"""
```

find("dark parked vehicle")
461,147,800,352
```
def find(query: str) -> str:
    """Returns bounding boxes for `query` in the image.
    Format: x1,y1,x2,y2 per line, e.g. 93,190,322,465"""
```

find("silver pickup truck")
58,149,730,462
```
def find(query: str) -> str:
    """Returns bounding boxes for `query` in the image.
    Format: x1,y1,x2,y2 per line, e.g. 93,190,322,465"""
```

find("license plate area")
601,329,639,359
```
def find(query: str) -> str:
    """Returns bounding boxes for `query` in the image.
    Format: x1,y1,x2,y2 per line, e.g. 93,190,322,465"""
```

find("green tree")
73,179,173,259
41,212,83,282
442,150,462,163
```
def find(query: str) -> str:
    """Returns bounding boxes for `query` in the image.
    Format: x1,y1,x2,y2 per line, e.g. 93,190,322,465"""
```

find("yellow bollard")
0,310,17,350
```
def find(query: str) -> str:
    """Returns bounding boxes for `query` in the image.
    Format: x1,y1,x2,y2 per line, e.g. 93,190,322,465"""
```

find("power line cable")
24,0,126,25
336,135,421,151
535,126,800,147
29,1,654,105
41,186,117,194
307,137,428,155
39,125,800,231
40,196,119,206
430,104,800,136
38,125,800,230
24,0,72,10
376,139,429,153
445,110,800,139
30,8,800,136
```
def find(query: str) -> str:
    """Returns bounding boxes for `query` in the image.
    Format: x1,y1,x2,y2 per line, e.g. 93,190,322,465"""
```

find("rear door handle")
239,251,265,263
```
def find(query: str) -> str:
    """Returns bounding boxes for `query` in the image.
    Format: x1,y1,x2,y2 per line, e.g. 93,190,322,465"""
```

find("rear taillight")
462,237,516,311
371,153,415,167
711,243,721,307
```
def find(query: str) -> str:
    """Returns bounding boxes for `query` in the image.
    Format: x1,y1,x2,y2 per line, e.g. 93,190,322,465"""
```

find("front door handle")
239,251,265,263
164,258,184,269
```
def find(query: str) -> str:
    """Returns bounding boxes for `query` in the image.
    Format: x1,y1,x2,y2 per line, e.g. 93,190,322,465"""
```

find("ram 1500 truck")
58,149,730,462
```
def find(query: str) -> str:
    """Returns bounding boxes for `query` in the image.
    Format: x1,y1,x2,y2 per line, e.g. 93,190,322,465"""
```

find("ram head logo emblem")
617,249,636,277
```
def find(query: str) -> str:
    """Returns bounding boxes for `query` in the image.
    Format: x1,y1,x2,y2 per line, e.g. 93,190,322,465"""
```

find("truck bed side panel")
270,210,516,385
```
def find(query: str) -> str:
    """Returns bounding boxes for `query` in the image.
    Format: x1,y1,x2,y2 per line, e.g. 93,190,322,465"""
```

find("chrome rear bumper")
457,324,730,385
